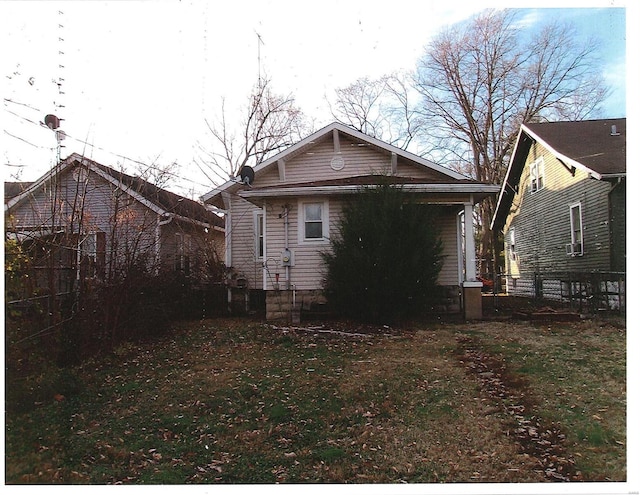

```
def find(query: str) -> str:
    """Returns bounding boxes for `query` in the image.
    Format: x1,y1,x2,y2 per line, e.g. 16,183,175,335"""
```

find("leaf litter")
5,317,625,483
456,335,580,481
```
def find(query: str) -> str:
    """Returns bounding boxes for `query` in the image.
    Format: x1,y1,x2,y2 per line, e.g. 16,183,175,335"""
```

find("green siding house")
491,119,626,310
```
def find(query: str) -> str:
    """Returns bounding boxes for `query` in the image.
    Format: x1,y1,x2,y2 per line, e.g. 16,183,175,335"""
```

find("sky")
1,0,630,199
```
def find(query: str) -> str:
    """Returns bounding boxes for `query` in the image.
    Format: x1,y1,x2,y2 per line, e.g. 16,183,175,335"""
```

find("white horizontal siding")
437,211,461,285
227,195,264,288
256,196,462,291
221,131,474,292
258,134,445,187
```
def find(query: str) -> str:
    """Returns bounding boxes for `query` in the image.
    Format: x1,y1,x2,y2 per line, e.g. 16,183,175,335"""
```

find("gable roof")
5,153,223,230
491,118,626,231
523,119,626,177
202,121,497,207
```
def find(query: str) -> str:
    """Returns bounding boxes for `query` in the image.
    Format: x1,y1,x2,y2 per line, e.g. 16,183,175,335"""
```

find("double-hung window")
299,201,328,242
254,211,265,260
530,157,544,193
508,228,517,261
569,202,583,256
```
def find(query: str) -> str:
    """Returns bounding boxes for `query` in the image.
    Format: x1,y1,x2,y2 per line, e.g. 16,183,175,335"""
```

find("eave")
238,183,499,204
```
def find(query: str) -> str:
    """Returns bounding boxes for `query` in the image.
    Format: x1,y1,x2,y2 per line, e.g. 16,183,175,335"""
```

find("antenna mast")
53,9,66,163
255,30,264,85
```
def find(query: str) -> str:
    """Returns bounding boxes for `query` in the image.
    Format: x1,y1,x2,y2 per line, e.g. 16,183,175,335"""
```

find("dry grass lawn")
5,314,626,484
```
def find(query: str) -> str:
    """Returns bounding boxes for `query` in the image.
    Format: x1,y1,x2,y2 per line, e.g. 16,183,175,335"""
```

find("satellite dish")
239,165,255,185
44,114,60,130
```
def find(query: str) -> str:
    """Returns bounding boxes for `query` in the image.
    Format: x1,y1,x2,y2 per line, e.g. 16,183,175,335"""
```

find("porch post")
464,202,477,282
462,201,483,319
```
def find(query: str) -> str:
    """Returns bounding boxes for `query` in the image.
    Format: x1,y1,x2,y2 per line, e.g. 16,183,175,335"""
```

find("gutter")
238,183,500,199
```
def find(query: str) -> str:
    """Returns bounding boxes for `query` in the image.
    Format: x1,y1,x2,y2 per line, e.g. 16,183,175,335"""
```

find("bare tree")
412,9,609,275
196,76,312,184
328,73,424,151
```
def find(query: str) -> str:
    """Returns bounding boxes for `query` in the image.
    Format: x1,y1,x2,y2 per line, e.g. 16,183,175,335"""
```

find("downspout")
219,193,233,313
262,201,267,291
457,210,464,284
283,204,290,290
215,194,231,269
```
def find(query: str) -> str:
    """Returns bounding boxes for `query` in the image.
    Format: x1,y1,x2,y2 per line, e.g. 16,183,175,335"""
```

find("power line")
62,132,213,191
3,102,219,196
3,130,55,150
3,98,41,113
3,106,48,128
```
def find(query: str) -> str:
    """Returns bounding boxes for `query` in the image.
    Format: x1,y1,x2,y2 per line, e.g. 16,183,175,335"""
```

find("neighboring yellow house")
202,122,499,320
491,119,626,310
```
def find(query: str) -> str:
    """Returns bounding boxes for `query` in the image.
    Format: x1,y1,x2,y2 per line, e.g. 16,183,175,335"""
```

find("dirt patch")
456,335,581,481
271,320,412,338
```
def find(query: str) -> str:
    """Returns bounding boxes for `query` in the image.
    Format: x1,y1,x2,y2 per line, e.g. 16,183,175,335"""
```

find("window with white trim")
79,231,105,279
530,157,544,193
299,201,329,242
81,232,97,261
254,211,264,260
508,228,517,261
568,202,583,256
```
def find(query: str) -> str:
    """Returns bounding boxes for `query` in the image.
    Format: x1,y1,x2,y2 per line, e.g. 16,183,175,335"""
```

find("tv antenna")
255,30,264,84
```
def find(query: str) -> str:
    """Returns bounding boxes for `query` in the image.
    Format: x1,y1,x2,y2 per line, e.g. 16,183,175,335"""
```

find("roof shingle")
524,118,625,176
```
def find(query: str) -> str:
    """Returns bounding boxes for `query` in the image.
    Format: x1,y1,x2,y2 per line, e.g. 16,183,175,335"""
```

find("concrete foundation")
265,289,325,321
462,281,484,320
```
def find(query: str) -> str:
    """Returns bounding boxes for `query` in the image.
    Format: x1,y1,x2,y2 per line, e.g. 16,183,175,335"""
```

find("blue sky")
520,7,626,118
1,1,630,198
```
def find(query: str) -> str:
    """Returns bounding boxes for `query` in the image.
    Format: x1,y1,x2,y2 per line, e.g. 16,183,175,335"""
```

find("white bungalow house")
202,122,500,320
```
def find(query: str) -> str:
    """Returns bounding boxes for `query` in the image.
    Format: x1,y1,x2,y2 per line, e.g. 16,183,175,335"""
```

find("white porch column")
462,201,483,319
464,202,477,281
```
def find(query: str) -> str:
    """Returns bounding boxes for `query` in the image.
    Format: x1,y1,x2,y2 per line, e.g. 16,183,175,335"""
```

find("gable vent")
611,125,620,136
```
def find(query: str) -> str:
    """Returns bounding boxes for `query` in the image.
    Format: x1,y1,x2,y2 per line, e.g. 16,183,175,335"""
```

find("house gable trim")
521,124,603,180
201,122,473,204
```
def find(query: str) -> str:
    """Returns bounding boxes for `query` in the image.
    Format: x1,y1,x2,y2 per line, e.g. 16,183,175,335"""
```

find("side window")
81,232,97,261
299,201,329,242
568,203,583,256
80,231,105,279
304,203,323,239
530,157,544,193
254,211,264,260
508,228,517,261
